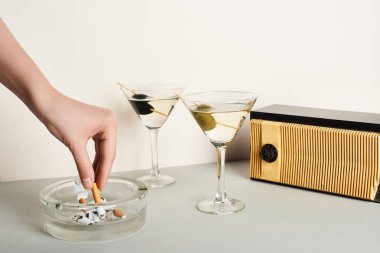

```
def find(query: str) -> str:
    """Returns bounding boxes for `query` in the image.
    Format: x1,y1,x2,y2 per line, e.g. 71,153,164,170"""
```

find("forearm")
0,18,58,122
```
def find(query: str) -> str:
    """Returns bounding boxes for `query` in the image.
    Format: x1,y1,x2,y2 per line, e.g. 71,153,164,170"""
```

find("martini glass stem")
150,129,160,179
215,146,227,203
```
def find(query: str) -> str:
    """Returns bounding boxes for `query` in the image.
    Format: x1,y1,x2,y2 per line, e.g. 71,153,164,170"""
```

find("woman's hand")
42,92,117,190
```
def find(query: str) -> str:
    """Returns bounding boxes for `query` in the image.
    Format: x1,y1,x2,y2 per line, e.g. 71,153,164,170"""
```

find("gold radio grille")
250,119,380,201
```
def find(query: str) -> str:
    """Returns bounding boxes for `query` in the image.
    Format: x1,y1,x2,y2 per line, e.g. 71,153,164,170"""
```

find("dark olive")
132,93,149,99
129,100,154,115
129,93,154,115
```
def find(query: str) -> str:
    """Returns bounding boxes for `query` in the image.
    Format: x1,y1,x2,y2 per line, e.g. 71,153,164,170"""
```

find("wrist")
26,81,61,124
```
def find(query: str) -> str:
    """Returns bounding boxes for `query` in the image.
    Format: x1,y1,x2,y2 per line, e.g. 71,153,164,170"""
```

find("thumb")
70,143,94,189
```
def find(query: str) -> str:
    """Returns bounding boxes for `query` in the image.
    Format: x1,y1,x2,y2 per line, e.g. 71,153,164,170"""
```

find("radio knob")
260,144,278,163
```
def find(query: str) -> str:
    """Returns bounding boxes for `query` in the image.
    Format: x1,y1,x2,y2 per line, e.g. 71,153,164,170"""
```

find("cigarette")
91,183,102,204
113,208,126,219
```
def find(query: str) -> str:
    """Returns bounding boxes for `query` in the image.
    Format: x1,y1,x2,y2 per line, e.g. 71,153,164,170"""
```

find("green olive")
193,112,217,131
196,104,212,111
192,104,216,131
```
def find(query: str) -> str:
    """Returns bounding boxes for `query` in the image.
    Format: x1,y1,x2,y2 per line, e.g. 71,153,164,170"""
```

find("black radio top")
250,104,380,132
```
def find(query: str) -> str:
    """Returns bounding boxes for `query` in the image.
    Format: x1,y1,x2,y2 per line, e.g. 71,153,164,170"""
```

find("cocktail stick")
150,109,167,116
116,82,136,95
216,121,239,130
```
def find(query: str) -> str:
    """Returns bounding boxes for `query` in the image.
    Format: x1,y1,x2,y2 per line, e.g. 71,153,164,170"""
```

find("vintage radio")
250,104,380,202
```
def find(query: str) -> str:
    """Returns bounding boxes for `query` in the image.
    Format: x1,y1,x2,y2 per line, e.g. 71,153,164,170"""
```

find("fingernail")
82,177,93,189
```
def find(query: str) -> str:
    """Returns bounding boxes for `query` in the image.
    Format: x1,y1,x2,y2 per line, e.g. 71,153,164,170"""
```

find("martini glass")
182,91,257,214
118,83,184,187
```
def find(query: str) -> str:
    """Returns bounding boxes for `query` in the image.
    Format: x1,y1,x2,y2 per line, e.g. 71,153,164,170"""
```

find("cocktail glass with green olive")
118,83,184,188
182,91,257,214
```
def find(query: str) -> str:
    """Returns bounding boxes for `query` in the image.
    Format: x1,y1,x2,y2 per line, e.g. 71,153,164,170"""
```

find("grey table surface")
1,160,379,253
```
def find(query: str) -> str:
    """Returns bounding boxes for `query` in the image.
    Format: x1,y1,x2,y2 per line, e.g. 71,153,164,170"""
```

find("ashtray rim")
39,176,148,209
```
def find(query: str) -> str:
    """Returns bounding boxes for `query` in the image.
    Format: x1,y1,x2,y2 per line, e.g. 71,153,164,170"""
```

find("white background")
0,0,379,182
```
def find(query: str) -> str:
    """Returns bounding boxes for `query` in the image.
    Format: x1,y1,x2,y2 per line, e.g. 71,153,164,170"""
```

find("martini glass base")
137,175,176,188
197,198,245,215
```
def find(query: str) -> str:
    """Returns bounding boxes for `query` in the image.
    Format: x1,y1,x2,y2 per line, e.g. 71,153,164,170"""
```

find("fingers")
95,127,116,190
92,140,101,179
70,143,94,189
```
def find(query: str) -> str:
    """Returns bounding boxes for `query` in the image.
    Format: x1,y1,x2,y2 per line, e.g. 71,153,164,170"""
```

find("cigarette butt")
113,208,126,218
91,183,102,204
78,197,87,213
84,211,95,220
77,216,94,226
76,192,88,201
96,207,106,219
92,214,100,223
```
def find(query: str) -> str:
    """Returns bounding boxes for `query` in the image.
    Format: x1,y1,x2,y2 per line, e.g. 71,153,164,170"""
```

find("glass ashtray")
40,176,148,241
